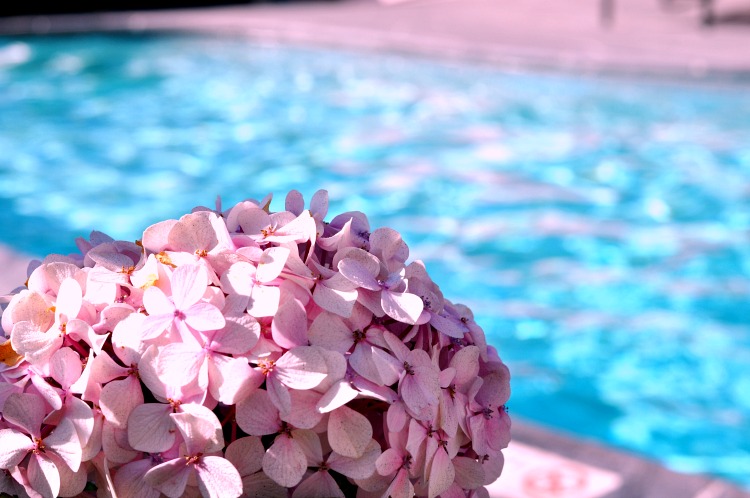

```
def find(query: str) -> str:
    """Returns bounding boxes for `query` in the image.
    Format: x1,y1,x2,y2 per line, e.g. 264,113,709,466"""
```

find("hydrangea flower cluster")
0,190,511,498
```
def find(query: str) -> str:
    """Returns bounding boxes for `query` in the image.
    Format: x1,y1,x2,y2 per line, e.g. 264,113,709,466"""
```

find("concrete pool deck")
2,0,750,496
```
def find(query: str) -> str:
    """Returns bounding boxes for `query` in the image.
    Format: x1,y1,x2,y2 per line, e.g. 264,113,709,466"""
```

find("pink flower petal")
127,403,174,453
52,451,88,497
28,453,60,498
262,434,307,488
291,429,323,467
171,264,207,310
337,258,380,291
328,405,373,459
142,219,178,253
307,312,353,354
266,373,292,416
247,285,280,318
428,447,455,498
282,389,324,429
241,471,288,498
208,354,262,405
292,471,344,498
171,406,224,455
50,347,82,389
55,278,82,321
312,282,357,318
113,459,161,498
0,430,33,468
168,212,220,254
453,456,485,490
156,342,206,387
99,375,144,429
236,390,281,436
145,458,192,498
225,436,265,477
316,380,358,414
285,189,305,215
61,396,95,451
44,419,82,472
3,392,45,437
381,290,423,325
271,299,308,350
386,468,414,498
143,285,175,316
183,302,226,332
195,456,243,498
10,320,63,365
255,247,289,283
328,439,381,480
102,421,139,464
274,346,328,390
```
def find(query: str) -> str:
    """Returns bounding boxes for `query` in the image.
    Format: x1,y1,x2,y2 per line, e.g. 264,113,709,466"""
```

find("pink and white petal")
171,408,224,455
127,403,175,453
66,319,107,355
183,302,226,332
171,264,207,309
30,373,63,411
208,354,261,405
285,189,305,215
156,343,205,387
310,190,328,219
168,212,218,254
381,330,410,363
55,278,83,321
240,471,288,498
400,374,439,421
266,373,292,416
237,206,271,236
448,347,480,390
292,471,344,498
99,375,144,429
113,458,161,498
80,409,104,462
271,299,308,350
247,285,280,318
475,369,511,409
3,392,46,437
327,406,372,459
50,452,87,498
480,453,504,486
62,396,95,448
225,436,265,477
381,290,424,325
211,314,260,355
235,390,280,437
282,389,324,429
316,380,358,414
90,350,130,385
145,458,192,498
142,219,178,253
255,247,290,283
430,313,467,339
336,259,380,291
328,439,381,480
386,468,414,498
195,456,243,498
274,346,328,390
262,435,307,488
386,402,409,434
111,313,149,365
349,344,393,387
453,456,485,490
440,483,467,498
28,453,60,498
427,448,455,498
0,430,33,468
44,419,82,472
10,320,62,365
290,429,322,467
50,347,82,389
312,283,357,318
142,285,175,316
307,312,353,354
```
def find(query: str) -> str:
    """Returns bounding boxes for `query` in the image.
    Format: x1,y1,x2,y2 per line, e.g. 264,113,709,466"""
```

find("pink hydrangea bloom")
0,189,510,498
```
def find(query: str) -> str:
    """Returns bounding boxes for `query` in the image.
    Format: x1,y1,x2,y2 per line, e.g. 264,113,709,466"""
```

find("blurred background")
1,0,750,496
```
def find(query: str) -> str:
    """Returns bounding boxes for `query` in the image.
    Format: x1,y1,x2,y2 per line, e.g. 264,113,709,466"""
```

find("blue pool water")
1,33,750,487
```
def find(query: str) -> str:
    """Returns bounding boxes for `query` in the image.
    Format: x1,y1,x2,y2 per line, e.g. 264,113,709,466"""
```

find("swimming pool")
1,33,749,487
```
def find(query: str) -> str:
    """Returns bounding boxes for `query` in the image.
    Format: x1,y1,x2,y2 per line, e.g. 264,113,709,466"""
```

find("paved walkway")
2,0,750,76
2,1,750,496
